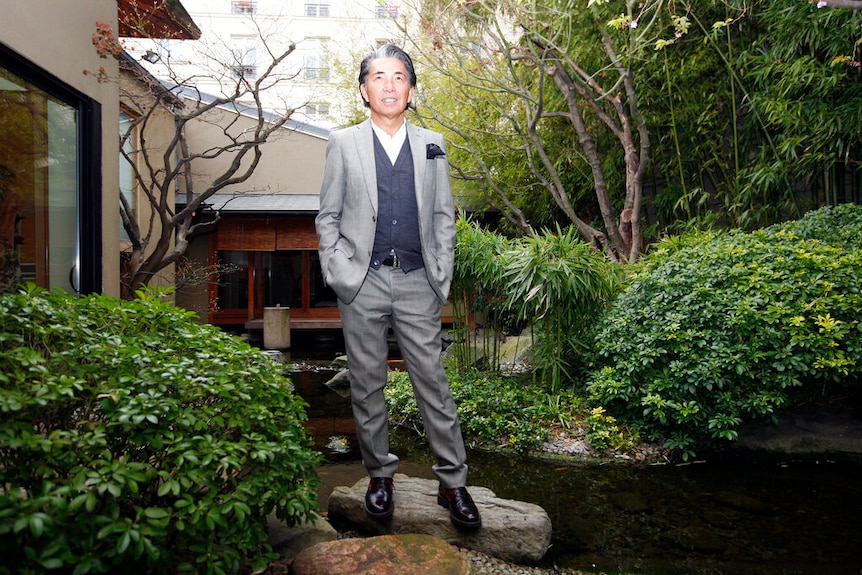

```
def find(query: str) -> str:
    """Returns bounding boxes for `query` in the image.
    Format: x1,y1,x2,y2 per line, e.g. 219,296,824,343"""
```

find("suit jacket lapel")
354,119,378,214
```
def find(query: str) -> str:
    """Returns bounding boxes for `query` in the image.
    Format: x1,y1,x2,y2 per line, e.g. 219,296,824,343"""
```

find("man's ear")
360,83,369,105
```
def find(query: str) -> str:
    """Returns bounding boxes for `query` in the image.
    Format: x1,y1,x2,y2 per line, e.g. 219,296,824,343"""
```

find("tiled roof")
182,193,320,213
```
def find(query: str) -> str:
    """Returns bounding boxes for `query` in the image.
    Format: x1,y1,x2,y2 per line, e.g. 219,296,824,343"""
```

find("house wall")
1,0,122,296
182,103,328,195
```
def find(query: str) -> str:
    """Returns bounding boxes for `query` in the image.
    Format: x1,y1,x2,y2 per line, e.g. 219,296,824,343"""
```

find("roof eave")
118,0,202,40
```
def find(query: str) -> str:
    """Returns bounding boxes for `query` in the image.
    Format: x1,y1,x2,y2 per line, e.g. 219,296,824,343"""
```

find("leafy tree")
627,1,861,231
396,0,683,262
396,0,859,246
737,2,862,217
452,216,621,388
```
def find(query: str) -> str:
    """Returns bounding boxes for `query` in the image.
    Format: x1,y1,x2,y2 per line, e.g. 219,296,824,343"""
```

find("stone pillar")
263,305,291,349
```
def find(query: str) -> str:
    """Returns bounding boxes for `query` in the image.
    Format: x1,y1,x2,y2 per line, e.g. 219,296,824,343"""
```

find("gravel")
460,547,579,575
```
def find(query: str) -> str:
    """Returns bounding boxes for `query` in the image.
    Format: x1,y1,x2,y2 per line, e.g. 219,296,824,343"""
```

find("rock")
732,404,862,464
327,474,552,563
713,491,769,514
290,533,470,575
497,329,532,368
266,511,337,564
323,369,352,398
608,491,652,513
661,525,727,553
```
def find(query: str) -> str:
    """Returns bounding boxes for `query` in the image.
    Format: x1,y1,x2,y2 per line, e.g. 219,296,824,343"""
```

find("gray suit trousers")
338,265,468,488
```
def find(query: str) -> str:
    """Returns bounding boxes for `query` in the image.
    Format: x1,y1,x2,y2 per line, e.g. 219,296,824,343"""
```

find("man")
315,44,481,529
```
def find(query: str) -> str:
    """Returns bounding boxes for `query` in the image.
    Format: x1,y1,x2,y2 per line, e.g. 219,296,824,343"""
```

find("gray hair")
358,44,416,109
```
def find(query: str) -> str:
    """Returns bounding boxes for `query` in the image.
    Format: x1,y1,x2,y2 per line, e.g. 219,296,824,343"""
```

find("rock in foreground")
291,533,470,575
327,474,552,563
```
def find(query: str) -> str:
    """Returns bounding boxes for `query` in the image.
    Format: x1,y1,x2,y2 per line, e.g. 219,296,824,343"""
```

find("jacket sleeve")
429,135,456,302
316,136,343,276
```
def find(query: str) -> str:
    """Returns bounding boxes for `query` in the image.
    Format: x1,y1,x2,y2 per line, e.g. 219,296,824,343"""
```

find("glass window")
303,38,329,82
217,250,248,309
304,102,330,119
231,0,256,14
375,3,399,19
304,3,330,17
119,111,135,242
230,36,258,80
0,65,80,294
310,252,337,308
263,251,302,308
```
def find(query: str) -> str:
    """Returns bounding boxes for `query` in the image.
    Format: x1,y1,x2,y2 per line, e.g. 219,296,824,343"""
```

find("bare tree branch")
112,19,299,298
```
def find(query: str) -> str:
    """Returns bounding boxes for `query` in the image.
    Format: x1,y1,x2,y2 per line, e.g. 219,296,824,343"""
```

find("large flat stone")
327,473,552,563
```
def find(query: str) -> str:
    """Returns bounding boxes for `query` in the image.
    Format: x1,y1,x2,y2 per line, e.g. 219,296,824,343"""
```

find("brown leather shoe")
364,477,394,519
437,486,481,528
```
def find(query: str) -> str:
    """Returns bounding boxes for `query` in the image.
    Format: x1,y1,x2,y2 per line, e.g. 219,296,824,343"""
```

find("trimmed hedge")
0,287,320,574
586,204,862,457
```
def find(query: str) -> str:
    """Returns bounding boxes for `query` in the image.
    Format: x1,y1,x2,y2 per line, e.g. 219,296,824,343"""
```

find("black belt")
381,254,401,269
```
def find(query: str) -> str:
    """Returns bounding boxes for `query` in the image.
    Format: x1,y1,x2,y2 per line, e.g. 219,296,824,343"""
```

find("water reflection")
283,357,862,575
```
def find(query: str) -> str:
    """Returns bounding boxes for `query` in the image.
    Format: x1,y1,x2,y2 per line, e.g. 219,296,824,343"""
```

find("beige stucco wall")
183,103,327,196
1,0,121,297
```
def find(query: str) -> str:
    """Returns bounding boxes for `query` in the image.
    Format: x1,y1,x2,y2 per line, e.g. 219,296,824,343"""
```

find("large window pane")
0,67,79,294
263,251,302,308
310,251,336,308
217,250,248,309
119,111,135,242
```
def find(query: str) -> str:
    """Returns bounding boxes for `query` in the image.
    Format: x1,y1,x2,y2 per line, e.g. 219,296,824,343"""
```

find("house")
170,89,337,332
0,0,199,297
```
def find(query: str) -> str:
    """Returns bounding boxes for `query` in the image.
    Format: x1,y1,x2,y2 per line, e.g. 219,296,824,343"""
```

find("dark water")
280,341,862,575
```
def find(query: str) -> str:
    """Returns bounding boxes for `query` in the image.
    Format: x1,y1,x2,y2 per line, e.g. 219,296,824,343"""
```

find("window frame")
0,41,102,295
304,3,330,17
231,0,256,14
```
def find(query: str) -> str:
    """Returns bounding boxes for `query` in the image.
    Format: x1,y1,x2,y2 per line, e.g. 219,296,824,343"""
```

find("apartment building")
128,0,404,128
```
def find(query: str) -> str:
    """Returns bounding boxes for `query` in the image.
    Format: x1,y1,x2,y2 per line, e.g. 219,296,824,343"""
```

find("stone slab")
327,473,552,563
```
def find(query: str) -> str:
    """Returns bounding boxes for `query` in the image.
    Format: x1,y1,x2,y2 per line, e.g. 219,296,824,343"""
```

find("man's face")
360,57,414,124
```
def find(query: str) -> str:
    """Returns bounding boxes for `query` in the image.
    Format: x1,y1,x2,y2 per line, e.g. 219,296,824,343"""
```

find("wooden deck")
244,317,342,330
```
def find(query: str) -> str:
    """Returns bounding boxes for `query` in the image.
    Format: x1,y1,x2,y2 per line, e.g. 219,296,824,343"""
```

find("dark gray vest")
370,134,423,272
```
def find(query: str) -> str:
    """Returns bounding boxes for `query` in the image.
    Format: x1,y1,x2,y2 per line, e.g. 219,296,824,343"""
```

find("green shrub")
585,204,862,457
385,369,585,453
0,286,320,574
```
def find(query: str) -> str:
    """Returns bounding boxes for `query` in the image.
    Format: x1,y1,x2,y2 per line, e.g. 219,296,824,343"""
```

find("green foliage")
502,225,623,389
385,369,585,453
0,287,320,574
452,217,623,387
584,407,640,454
450,215,514,373
585,204,862,456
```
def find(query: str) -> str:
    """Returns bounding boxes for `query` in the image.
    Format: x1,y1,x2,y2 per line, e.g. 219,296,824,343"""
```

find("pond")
280,341,862,575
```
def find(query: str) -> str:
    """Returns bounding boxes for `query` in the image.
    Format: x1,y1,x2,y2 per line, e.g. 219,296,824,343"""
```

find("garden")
2,204,859,573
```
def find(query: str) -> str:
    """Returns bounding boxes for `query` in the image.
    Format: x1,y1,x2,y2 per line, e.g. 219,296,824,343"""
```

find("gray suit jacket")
315,119,456,305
